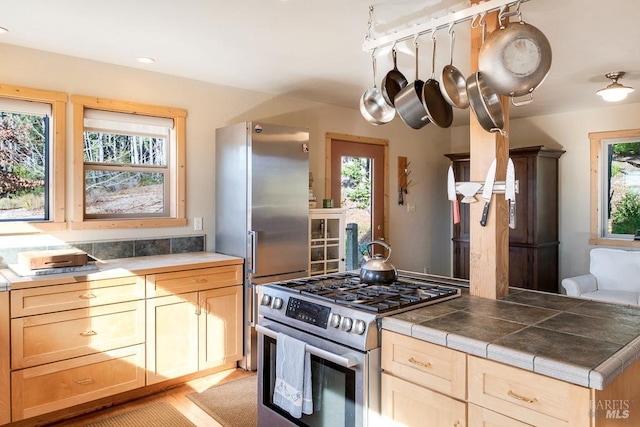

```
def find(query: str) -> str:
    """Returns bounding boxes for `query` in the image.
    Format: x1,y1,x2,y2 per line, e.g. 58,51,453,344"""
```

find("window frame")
71,95,187,230
0,84,66,234
589,128,640,247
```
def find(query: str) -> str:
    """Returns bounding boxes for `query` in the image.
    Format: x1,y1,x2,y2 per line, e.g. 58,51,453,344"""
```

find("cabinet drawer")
468,403,533,427
146,265,242,297
468,356,590,426
382,330,466,400
382,372,466,427
11,344,145,421
11,276,145,317
12,300,145,369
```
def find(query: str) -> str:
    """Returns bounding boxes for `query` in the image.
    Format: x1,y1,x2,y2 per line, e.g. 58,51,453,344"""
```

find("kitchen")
0,0,640,426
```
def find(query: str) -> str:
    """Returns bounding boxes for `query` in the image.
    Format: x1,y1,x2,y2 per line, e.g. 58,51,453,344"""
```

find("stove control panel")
285,297,331,329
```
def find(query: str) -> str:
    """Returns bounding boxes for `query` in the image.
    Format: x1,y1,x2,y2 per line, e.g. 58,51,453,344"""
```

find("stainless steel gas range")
256,271,462,427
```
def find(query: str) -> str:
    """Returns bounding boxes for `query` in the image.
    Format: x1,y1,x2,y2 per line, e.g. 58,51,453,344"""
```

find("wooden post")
469,5,510,299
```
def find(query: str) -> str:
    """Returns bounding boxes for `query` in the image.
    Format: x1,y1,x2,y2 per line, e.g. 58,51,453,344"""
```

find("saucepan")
381,44,408,106
478,6,552,106
395,37,430,130
360,49,396,125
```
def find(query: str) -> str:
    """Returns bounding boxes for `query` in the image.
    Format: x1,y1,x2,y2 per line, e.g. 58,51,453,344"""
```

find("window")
71,96,187,229
590,128,640,246
0,84,66,233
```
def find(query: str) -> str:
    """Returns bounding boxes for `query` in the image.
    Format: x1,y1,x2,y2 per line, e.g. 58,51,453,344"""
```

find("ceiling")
2,0,640,126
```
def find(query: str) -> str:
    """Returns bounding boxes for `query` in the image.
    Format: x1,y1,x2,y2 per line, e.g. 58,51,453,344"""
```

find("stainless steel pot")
359,240,398,285
478,11,552,104
381,45,408,107
466,71,504,133
360,50,395,125
395,40,430,130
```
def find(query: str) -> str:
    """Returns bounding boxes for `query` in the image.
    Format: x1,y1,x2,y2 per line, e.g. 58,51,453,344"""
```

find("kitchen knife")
447,165,460,224
506,158,516,229
480,158,496,227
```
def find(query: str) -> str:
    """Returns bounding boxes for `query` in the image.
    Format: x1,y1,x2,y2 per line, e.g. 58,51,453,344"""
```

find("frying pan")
360,50,395,125
381,45,408,106
440,26,469,109
479,10,552,105
395,39,430,130
421,34,453,128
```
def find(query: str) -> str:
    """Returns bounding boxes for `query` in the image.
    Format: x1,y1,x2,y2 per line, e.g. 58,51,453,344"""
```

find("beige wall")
449,101,640,288
0,43,453,275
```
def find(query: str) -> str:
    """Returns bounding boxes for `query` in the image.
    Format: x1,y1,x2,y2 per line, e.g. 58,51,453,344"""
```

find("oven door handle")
256,324,360,368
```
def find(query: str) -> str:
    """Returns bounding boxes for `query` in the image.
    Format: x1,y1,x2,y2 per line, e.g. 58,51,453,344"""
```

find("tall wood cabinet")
445,146,565,293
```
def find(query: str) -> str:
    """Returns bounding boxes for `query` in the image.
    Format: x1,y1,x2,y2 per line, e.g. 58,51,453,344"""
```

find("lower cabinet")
145,285,242,385
0,292,10,426
468,403,533,427
11,344,145,421
382,372,466,427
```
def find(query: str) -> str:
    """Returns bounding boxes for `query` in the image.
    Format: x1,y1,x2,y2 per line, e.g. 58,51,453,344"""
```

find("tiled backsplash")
0,235,205,268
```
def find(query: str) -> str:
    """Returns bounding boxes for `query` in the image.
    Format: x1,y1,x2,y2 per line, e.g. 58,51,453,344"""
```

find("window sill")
588,237,640,248
0,221,67,235
71,218,187,230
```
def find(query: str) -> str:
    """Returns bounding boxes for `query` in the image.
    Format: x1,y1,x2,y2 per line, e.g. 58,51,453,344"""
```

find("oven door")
257,320,380,427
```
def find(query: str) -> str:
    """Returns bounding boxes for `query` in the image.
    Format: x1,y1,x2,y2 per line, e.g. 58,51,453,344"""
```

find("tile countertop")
382,286,640,390
0,252,243,290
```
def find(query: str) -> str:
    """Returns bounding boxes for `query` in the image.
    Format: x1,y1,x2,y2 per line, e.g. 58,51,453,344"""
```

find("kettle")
359,240,398,285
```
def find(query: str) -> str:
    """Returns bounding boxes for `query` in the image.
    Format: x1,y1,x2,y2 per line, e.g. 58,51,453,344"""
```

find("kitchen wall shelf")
446,145,565,293
309,208,346,276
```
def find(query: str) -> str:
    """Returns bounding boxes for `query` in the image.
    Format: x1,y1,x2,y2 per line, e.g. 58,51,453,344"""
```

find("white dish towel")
273,332,313,418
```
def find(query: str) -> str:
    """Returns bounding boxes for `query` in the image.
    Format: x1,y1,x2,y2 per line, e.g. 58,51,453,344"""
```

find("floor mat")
186,375,257,427
83,401,195,427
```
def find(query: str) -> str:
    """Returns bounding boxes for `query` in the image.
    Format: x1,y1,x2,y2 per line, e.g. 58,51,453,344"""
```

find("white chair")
561,248,640,305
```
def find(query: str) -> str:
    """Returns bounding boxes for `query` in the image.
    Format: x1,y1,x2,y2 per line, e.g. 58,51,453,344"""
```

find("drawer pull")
76,378,95,385
408,357,432,369
79,292,97,299
192,278,208,283
79,330,98,337
508,390,538,404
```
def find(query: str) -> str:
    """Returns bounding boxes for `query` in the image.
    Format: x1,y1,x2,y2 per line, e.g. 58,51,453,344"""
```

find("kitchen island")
381,283,640,426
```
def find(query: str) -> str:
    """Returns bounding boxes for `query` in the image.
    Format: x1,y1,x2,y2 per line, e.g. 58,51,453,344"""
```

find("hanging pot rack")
362,0,530,52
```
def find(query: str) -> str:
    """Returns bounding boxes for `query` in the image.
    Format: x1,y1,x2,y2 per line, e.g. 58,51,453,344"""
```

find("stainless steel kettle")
359,240,398,284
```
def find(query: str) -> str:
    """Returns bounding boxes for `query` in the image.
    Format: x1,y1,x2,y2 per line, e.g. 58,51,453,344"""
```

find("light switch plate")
194,217,203,231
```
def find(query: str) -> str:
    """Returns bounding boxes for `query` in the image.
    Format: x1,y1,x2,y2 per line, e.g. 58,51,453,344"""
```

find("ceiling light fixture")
137,57,155,64
596,71,634,102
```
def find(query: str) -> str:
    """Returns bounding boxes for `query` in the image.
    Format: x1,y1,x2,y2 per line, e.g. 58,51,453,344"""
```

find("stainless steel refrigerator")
215,121,310,371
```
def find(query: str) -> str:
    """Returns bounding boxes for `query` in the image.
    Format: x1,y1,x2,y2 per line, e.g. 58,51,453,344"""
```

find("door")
250,122,310,279
199,285,243,370
326,133,388,264
146,293,199,384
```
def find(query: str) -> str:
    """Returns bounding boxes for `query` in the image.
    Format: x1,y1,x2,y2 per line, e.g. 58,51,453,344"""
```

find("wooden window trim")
70,95,187,230
0,84,67,234
589,128,640,247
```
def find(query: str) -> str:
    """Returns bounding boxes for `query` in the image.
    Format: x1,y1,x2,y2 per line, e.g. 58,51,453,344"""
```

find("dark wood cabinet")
445,146,565,293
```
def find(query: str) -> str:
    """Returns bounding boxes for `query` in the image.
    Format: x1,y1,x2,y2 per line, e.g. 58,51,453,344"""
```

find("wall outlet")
407,203,416,212
193,216,203,231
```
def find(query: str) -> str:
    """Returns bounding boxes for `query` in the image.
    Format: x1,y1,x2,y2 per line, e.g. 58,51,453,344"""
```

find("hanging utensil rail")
362,0,530,52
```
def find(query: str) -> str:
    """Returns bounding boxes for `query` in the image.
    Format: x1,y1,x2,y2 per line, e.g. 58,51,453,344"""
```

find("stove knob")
340,317,353,332
353,319,366,335
260,294,272,306
329,313,341,328
271,297,283,310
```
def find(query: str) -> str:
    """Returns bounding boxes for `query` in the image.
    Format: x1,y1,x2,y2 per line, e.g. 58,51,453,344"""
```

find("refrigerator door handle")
247,230,257,273
249,283,258,327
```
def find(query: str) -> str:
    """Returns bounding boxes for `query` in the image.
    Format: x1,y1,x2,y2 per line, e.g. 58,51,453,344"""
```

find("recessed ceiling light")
0,27,9,34
137,57,155,64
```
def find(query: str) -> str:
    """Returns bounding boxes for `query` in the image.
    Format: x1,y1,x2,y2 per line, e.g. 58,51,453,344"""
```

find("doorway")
325,133,388,268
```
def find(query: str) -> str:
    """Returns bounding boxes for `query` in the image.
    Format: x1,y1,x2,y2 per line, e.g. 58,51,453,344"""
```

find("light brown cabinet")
145,267,243,385
382,330,640,427
9,275,146,421
5,257,244,424
445,146,565,293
